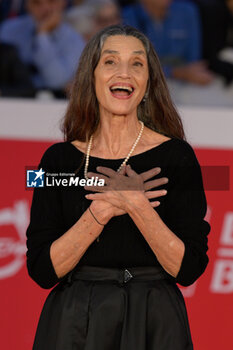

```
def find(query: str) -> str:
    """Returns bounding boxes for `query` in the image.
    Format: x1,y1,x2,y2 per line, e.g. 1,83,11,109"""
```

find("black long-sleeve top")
26,138,211,289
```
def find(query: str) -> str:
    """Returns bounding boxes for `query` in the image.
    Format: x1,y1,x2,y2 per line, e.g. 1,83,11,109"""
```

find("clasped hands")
85,165,168,219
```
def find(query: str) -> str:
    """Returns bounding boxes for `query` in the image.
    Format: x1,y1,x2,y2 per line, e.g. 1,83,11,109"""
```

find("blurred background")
0,1,232,349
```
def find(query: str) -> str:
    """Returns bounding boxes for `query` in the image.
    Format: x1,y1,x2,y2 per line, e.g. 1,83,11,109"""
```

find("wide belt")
60,265,172,287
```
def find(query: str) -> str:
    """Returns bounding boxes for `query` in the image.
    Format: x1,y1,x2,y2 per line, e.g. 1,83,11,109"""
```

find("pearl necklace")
84,121,144,180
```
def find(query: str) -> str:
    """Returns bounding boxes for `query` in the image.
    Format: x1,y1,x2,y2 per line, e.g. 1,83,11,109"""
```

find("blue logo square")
27,169,45,187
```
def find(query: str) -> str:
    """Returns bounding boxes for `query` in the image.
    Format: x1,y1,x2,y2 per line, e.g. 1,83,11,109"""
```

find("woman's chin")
103,107,136,117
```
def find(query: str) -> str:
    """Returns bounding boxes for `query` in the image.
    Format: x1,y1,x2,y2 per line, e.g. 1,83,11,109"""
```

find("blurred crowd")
0,0,232,106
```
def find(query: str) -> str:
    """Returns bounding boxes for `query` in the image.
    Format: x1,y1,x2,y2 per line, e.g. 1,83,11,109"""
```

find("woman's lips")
110,89,135,100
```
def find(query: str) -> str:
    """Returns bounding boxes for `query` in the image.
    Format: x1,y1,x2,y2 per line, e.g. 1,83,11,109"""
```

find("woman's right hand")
88,166,168,221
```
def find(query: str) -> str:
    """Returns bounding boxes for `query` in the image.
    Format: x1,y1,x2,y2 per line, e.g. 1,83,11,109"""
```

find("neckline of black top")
66,138,177,162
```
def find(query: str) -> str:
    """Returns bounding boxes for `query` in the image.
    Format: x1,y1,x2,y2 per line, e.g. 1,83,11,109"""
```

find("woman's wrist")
125,192,150,214
89,201,114,225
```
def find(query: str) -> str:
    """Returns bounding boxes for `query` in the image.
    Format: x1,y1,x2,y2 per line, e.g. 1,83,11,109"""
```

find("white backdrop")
0,98,233,148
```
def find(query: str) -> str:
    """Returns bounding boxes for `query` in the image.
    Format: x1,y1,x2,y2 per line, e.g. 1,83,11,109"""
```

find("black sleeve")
164,141,211,287
26,145,66,289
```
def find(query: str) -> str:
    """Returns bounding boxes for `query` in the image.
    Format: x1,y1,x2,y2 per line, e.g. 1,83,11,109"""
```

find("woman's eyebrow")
102,49,146,56
133,50,146,56
102,49,119,55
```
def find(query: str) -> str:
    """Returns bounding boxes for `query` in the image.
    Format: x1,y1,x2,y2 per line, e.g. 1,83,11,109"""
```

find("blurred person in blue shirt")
0,0,85,95
0,0,72,22
122,0,214,85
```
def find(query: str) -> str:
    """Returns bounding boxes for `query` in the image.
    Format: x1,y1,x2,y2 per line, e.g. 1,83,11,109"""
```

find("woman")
26,25,211,350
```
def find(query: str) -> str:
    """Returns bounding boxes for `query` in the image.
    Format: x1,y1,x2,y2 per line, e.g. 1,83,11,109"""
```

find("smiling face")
94,35,149,118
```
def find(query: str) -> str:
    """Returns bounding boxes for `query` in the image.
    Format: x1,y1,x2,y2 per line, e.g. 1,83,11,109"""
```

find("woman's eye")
133,61,143,67
105,60,115,65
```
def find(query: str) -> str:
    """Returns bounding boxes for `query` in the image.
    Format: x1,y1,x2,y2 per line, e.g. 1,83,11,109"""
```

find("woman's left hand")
84,165,167,212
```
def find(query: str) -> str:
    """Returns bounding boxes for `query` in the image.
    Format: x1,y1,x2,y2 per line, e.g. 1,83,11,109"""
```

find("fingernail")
163,190,167,194
156,167,161,172
164,178,169,183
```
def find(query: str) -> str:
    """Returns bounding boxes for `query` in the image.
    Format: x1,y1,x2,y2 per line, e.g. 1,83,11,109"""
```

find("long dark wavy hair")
61,24,186,142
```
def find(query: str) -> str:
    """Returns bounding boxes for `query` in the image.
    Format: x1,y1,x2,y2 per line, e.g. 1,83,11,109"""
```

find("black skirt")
32,265,194,350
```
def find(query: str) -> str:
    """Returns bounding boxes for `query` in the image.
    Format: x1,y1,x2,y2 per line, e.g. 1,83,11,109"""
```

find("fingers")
140,167,161,181
87,166,127,185
85,193,104,200
118,165,127,175
144,189,167,199
150,201,160,207
144,177,169,191
125,164,138,177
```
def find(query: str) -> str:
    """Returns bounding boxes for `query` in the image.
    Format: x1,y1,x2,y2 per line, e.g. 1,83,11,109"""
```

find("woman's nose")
116,63,131,77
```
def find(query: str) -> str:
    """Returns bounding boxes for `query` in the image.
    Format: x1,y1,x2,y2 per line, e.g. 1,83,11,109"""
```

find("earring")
142,92,148,102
